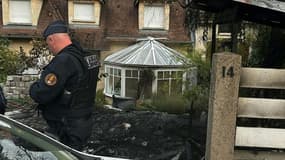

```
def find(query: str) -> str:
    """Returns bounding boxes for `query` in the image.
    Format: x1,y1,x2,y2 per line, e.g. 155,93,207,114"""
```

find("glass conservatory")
103,37,196,99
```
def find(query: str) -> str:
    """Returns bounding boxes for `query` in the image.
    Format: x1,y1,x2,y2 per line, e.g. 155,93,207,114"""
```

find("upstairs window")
9,0,32,24
2,0,43,26
138,2,170,30
74,2,95,22
68,0,102,26
144,5,164,29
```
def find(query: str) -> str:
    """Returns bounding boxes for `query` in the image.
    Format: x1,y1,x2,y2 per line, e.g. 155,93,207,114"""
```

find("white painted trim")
121,68,126,97
235,127,285,149
240,67,285,89
238,97,285,119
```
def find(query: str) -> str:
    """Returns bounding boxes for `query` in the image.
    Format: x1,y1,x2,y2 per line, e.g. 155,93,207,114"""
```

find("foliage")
185,6,213,32
0,37,50,83
137,69,155,99
14,46,31,73
29,38,47,57
28,38,51,70
246,25,271,67
136,51,211,114
186,51,210,87
138,94,190,114
95,89,106,108
183,51,211,114
0,38,21,83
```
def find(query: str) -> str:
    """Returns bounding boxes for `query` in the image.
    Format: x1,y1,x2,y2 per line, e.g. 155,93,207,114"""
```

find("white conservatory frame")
104,64,187,98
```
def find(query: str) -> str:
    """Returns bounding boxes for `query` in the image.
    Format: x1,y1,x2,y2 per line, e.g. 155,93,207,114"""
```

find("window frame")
143,4,165,29
2,0,43,26
155,70,185,96
138,2,170,31
104,66,186,98
8,0,32,24
68,0,101,26
104,66,123,96
125,69,141,98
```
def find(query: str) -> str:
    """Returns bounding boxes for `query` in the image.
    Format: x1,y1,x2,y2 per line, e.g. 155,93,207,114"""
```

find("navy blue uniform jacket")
30,43,93,120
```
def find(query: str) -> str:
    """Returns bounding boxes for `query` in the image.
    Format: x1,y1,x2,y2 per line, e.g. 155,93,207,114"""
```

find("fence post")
205,52,241,160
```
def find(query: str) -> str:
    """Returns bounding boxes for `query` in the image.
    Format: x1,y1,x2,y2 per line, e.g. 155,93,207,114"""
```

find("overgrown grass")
138,95,190,114
95,89,106,108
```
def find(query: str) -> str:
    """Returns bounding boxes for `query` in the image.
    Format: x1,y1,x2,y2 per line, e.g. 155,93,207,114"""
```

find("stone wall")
4,75,38,99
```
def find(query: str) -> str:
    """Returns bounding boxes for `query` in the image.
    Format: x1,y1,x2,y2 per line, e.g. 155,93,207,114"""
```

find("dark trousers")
0,108,5,115
45,116,93,151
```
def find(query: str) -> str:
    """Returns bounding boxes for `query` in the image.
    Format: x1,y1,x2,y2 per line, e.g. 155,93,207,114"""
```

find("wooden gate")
206,52,285,160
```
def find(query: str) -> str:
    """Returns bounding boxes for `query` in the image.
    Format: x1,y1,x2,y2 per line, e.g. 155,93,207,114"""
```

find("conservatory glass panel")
105,67,112,94
114,69,118,75
126,70,132,77
171,79,182,95
170,71,183,95
107,74,113,94
164,71,170,78
106,67,121,96
157,79,169,96
113,68,121,95
171,71,176,78
125,78,138,98
157,71,184,96
177,71,183,78
158,72,163,79
143,84,152,99
138,70,152,99
133,70,138,77
125,70,139,98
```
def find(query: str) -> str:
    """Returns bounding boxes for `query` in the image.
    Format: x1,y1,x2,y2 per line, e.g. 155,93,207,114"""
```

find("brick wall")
4,75,39,99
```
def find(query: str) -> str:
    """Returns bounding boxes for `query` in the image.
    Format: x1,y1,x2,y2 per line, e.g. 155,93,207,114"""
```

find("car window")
0,128,58,160
0,116,131,160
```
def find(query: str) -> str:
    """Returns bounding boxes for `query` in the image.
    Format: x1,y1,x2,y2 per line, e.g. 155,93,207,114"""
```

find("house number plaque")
222,66,234,78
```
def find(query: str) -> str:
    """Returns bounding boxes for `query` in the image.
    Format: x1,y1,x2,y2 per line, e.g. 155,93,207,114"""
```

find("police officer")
29,20,99,150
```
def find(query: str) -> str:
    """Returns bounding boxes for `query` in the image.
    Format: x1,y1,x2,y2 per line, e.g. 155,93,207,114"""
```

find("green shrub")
0,38,21,83
95,89,106,108
184,51,211,115
139,95,190,114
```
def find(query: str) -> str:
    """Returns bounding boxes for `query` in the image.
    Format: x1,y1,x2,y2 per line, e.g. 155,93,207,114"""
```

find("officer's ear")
46,36,52,43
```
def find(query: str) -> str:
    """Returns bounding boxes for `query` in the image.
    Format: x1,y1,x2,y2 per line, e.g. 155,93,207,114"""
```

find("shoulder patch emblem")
44,73,57,86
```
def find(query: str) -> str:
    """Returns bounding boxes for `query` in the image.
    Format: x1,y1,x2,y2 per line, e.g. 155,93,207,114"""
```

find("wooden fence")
205,52,285,160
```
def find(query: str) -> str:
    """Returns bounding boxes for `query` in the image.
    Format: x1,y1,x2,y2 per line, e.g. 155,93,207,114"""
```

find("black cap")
43,20,68,40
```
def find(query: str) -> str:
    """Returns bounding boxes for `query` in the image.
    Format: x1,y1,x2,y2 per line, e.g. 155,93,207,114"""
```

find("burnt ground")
6,101,207,160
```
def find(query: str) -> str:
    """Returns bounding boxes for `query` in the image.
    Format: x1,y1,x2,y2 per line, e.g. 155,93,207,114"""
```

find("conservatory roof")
104,37,188,68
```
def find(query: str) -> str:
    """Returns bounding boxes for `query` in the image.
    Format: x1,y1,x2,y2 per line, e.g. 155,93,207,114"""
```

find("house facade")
0,0,191,90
